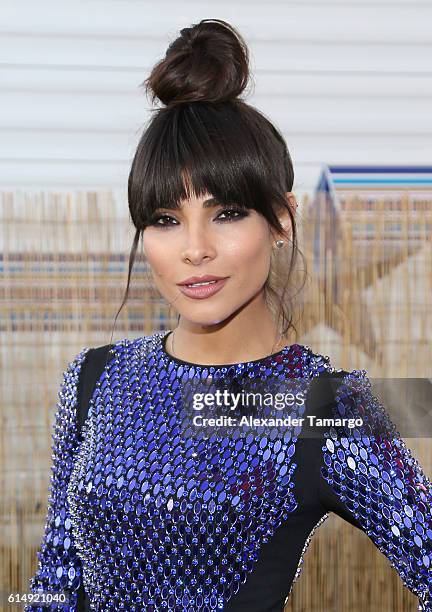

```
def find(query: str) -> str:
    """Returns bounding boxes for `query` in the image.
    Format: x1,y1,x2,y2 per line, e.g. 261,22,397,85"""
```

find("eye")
148,214,178,228
216,207,249,222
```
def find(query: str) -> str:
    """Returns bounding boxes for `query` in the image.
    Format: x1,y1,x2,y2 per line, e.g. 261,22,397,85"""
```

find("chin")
177,306,234,327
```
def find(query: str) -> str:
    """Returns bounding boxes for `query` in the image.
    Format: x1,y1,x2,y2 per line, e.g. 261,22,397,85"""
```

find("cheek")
142,234,171,277
221,215,270,253
225,232,271,282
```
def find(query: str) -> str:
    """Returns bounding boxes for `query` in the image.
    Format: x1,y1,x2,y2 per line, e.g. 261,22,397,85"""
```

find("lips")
178,275,227,286
177,277,228,299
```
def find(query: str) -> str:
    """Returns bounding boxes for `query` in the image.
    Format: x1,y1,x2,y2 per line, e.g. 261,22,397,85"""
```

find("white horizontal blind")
1,0,431,194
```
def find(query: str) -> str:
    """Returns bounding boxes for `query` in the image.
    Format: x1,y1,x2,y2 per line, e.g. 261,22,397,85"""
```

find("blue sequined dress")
25,331,432,611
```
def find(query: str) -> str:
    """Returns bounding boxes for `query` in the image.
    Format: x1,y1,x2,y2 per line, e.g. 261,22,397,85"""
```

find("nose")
180,226,216,264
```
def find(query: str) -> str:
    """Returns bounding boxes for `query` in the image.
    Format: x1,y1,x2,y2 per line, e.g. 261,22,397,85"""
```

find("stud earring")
275,240,284,248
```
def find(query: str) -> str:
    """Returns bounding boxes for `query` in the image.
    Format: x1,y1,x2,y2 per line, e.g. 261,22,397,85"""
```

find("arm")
25,347,91,611
318,368,432,611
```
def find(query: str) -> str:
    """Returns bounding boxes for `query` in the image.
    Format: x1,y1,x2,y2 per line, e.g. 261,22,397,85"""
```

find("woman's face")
142,191,292,327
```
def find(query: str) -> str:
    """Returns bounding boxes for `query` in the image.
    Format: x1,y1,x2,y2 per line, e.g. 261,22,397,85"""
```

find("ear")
286,191,298,213
271,191,298,243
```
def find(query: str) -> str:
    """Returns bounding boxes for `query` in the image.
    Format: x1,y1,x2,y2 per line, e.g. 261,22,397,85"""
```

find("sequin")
25,335,432,611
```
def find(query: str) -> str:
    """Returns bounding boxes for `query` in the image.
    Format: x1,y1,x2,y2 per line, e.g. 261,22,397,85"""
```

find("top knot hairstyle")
146,18,250,106
111,19,307,343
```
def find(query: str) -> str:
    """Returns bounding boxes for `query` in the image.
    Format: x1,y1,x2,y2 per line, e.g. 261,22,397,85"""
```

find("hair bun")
144,19,250,107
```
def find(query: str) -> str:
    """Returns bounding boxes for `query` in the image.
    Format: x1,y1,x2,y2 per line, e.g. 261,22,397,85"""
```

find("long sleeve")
25,347,91,612
318,368,432,611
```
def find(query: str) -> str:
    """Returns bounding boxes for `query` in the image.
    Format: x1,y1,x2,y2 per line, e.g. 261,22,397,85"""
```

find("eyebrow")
202,198,220,208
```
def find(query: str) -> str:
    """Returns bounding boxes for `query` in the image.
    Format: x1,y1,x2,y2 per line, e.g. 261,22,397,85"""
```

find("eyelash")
149,207,249,228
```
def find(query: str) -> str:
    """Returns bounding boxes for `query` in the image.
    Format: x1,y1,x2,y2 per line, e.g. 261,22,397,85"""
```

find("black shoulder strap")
76,344,114,439
304,368,349,423
324,368,350,396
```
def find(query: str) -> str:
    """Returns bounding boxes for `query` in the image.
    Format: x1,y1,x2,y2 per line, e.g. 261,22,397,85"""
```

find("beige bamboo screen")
1,189,431,611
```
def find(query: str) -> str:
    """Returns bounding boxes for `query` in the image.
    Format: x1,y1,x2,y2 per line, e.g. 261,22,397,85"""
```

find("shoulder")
297,344,370,413
86,331,166,363
296,343,351,379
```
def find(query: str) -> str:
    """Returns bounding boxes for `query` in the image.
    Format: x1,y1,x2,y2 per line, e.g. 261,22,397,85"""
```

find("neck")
168,295,290,366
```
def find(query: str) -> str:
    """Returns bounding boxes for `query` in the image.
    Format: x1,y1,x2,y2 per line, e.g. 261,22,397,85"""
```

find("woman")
26,19,431,612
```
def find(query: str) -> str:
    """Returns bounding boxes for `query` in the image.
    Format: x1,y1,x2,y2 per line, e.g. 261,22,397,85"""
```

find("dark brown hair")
109,18,306,347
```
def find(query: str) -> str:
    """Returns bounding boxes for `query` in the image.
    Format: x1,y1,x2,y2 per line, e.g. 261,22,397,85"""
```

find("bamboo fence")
0,189,430,611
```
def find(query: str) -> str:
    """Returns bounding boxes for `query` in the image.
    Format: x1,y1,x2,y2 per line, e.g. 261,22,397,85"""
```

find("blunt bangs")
128,100,293,231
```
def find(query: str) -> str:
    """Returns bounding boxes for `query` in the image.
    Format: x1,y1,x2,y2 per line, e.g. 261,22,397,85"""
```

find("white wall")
1,0,431,197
